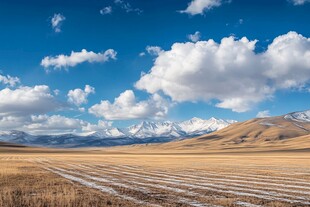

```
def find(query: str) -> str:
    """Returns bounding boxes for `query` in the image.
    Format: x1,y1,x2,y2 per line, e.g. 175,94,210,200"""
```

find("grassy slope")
104,116,310,154
1,115,310,154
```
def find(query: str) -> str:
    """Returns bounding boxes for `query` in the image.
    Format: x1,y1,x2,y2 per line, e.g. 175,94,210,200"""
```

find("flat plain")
1,144,310,207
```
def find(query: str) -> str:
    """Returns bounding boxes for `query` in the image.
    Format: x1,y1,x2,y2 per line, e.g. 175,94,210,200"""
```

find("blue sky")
0,0,309,134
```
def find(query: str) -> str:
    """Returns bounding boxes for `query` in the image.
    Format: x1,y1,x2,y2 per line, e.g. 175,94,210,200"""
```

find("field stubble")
0,152,310,207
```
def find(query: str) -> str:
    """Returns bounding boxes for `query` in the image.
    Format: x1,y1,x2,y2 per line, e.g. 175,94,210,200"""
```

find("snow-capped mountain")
178,117,236,136
88,117,236,139
0,130,35,144
284,110,310,122
89,128,127,138
126,121,183,138
0,117,236,148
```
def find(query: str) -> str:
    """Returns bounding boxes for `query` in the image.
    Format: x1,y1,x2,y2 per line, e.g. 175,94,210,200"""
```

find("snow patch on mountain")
87,117,236,139
284,110,310,122
178,117,236,136
127,121,182,138
0,130,33,143
0,117,236,147
89,128,126,138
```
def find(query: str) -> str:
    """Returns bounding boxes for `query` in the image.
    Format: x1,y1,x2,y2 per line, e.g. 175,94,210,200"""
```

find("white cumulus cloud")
135,31,310,113
0,85,62,116
68,85,95,106
146,46,163,56
0,74,20,87
139,52,146,57
89,90,170,120
100,6,112,15
114,0,143,14
0,114,113,135
82,120,113,132
256,110,271,118
290,0,310,5
27,115,114,135
0,116,28,130
26,115,85,135
188,31,201,42
51,13,65,33
180,0,223,15
263,32,310,89
0,83,112,135
41,49,117,71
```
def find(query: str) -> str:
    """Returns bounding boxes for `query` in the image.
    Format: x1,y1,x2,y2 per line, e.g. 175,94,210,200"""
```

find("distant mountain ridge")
87,117,236,139
0,117,235,148
135,109,310,153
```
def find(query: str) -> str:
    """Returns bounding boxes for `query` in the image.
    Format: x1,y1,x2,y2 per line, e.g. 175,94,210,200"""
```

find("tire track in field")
184,169,310,184
56,163,224,207
42,166,162,207
98,164,310,197
38,161,220,207
72,163,226,207
85,164,310,205
35,158,310,206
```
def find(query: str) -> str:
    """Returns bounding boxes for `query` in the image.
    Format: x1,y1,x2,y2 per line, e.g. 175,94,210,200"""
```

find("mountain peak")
124,117,236,139
0,117,236,146
209,117,219,121
284,110,310,122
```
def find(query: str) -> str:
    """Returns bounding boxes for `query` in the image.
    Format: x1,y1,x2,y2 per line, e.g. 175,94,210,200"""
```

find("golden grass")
2,115,310,206
1,150,310,207
0,158,141,207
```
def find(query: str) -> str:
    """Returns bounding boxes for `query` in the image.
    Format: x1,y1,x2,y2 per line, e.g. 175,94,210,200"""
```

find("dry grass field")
1,145,310,207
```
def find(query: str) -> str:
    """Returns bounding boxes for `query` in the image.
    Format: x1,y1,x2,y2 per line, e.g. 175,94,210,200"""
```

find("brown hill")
108,113,310,153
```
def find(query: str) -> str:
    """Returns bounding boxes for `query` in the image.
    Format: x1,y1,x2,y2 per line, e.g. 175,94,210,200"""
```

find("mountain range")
124,110,310,153
0,117,235,148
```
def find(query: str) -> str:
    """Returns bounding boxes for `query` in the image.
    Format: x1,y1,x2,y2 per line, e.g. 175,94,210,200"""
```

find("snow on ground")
44,167,162,207
83,164,310,205
30,158,310,207
234,201,264,207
